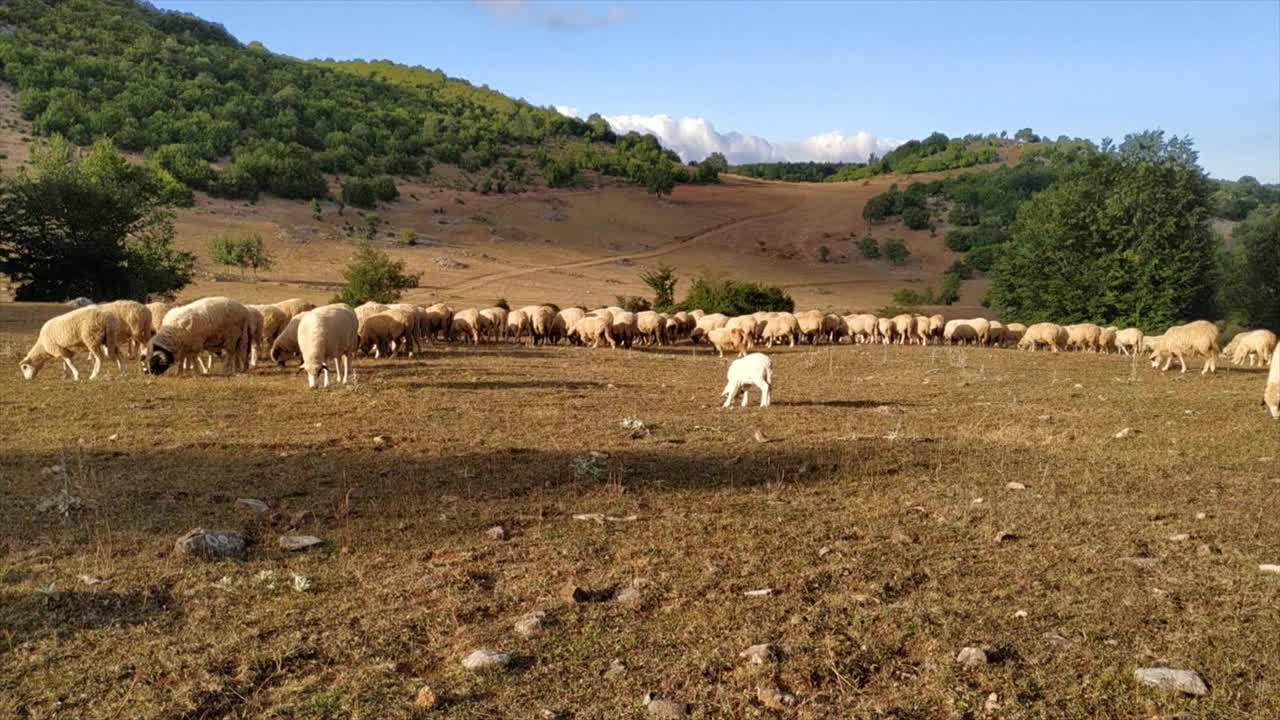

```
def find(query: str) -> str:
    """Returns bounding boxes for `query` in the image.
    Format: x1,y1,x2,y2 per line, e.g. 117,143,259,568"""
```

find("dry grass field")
3,304,1279,719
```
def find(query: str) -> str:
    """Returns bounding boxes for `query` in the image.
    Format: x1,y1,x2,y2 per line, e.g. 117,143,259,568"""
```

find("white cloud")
554,105,580,119
598,114,901,165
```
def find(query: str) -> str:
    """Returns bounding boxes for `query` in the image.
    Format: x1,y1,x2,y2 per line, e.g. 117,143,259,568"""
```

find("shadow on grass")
0,584,179,652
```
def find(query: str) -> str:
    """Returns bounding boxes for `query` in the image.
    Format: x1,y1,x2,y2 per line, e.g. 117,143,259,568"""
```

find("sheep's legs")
63,357,81,381
756,381,771,407
87,349,102,381
740,389,750,407
722,380,741,409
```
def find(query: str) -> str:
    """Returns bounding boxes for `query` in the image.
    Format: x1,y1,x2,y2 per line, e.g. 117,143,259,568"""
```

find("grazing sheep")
1098,327,1118,354
1141,334,1165,355
689,309,706,321
796,310,826,344
423,303,453,341
823,313,846,343
763,314,799,347
1150,320,1220,374
1017,323,1067,352
270,314,305,366
572,315,615,348
298,304,359,389
913,315,931,345
707,327,749,357
1115,327,1145,356
844,314,879,344
19,305,119,381
147,297,253,376
248,304,291,359
944,319,978,345
670,311,694,339
609,311,638,349
691,313,728,343
96,300,153,365
721,352,773,408
479,307,508,342
388,304,429,353
450,308,483,344
552,307,585,344
1266,343,1279,419
361,313,409,357
1005,322,1027,345
1065,323,1103,352
243,305,265,367
1224,329,1277,368
507,309,531,343
636,310,669,345
891,314,916,345
146,301,175,334
929,314,946,342
725,315,759,344
518,305,556,345
355,302,390,325
273,298,316,319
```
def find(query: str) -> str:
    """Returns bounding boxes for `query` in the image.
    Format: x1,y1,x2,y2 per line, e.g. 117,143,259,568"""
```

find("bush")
208,231,273,277
857,236,881,259
948,203,980,226
333,242,420,305
862,193,893,223
817,245,831,263
882,238,910,265
902,205,930,230
639,264,678,311
396,229,417,246
494,297,510,310
677,275,794,315
892,288,932,307
615,295,652,312
341,175,398,209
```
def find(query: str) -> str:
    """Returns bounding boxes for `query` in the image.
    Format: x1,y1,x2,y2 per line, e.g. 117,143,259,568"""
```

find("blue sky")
155,0,1280,181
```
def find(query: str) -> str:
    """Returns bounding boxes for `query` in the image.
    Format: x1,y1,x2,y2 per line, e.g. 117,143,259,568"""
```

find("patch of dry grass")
2,309,1278,719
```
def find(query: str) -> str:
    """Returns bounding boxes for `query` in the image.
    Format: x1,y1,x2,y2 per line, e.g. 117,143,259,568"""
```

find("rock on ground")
461,649,512,671
956,646,989,668
757,684,797,709
1133,667,1209,696
278,535,323,551
514,611,547,637
174,528,247,561
739,643,776,666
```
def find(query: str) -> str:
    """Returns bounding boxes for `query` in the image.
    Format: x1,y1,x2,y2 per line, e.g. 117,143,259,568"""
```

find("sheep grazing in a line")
270,314,305,366
517,305,556,345
1150,320,1220,374
721,352,773,408
274,298,317,319
572,315,614,348
551,307,584,344
691,313,728,344
479,307,508,342
929,314,946,342
1017,323,1067,352
507,309,531,343
891,314,916,345
844,314,878,344
635,310,668,346
299,304,359,389
1005,322,1027,345
1098,327,1118,354
1115,327,1144,356
1065,323,1102,352
450,308,483,345
360,313,409,357
1223,329,1277,368
1266,343,1280,419
707,327,749,357
943,319,978,345
913,315,931,345
19,305,120,381
147,297,253,376
877,317,896,345
763,314,799,347
96,300,153,364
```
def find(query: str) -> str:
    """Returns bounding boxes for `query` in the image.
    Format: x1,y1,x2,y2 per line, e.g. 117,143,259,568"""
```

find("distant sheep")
273,298,316,319
553,307,585,344
361,313,409,357
707,327,749,357
97,300,153,364
891,314,916,345
1065,324,1102,352
636,310,669,346
507,309,531,343
877,317,896,345
298,304,359,389
572,315,614,348
1017,323,1067,352
1115,327,1144,356
943,319,978,345
763,314,799,347
1005,322,1027,345
450,308,483,344
479,307,508,342
147,297,253,376
19,305,119,381
844,314,878,344
1150,320,1220,374
692,313,728,344
1224,329,1277,368
721,352,773,408
248,304,291,360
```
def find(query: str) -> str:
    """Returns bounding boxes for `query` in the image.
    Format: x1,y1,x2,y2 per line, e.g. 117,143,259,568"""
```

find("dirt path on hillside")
440,201,803,295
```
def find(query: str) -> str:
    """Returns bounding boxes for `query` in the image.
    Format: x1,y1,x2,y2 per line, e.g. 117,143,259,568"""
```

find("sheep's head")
19,360,37,381
147,343,176,375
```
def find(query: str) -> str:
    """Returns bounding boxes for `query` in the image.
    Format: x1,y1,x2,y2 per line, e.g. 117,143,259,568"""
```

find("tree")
645,163,677,198
1014,128,1040,144
857,236,881,259
902,206,930,230
990,144,1216,329
0,136,194,301
639,264,678,311
882,238,910,265
362,214,381,241
333,242,420,305
208,231,274,278
677,275,794,315
817,245,831,263
1231,206,1280,327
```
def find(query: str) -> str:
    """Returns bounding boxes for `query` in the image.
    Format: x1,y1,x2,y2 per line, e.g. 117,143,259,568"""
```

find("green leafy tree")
677,275,794,315
882,238,911,265
990,143,1216,328
0,136,193,300
645,163,677,198
333,242,420,305
857,236,881,259
208,231,273,278
361,214,381,241
639,264,678,311
902,205,930,230
1230,206,1280,327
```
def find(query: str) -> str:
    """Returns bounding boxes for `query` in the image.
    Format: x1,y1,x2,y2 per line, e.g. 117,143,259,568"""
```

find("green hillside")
0,0,692,202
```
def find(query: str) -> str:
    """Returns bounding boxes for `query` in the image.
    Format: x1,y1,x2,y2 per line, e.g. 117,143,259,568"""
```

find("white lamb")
299,303,359,389
721,352,773,408
19,306,119,381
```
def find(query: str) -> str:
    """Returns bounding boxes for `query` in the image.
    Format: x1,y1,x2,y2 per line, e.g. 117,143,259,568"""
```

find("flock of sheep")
15,297,1280,418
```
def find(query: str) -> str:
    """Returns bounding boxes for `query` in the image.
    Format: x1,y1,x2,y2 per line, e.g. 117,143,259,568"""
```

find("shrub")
208,231,273,278
615,295,652,312
817,245,831,263
677,275,794,315
902,205,930,230
396,229,417,246
948,203,980,226
639,264,678,311
857,235,881,259
892,288,932,307
341,175,398,209
494,297,510,310
333,242,420,305
945,229,974,252
882,238,911,265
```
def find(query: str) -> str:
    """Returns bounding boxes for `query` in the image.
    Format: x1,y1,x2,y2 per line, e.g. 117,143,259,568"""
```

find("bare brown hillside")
0,86,998,315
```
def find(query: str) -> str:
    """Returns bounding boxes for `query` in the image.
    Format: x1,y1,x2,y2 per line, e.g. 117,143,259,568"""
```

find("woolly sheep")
823,313,845,343
877,317,896,345
928,314,946,341
1224,329,1277,368
1266,343,1279,419
796,310,825,344
707,327,749,357
507,309,531,343
572,315,614,348
721,352,773,408
299,304,359,389
913,315,931,345
273,298,316,319
270,314,305,366
479,307,508,341
424,303,453,341
146,301,175,334
763,314,799,347
635,310,668,345
355,302,390,325
944,319,977,345
1004,322,1027,344
19,306,119,381
248,304,291,358
1115,327,1145,356
243,305,265,367
1098,327,1118,354
148,297,253,376
967,318,992,346
519,305,556,345
360,313,409,357
691,313,728,343
891,314,916,345
671,311,694,338
450,308,483,344
988,321,1008,347
1150,320,1220,374
389,303,429,353
845,314,878,344
96,300,153,365
1017,323,1066,352
552,307,585,344
725,315,759,344
1065,323,1102,352
609,310,638,349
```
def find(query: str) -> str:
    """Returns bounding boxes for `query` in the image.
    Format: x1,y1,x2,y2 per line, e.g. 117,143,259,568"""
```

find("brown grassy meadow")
3,304,1279,719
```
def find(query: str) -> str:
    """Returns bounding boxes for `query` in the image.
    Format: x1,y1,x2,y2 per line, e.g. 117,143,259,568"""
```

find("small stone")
956,646,988,668
890,530,915,545
1196,543,1221,556
235,498,269,514
1133,667,1209,697
1042,631,1072,647
1118,556,1159,569
818,546,831,557
643,694,688,719
743,588,774,597
1114,427,1135,439
278,535,323,551
1168,533,1190,542
756,684,797,709
752,429,769,444
739,643,776,666
77,574,101,585
1259,564,1280,574
971,497,985,505
485,525,507,541
1013,610,1028,619
514,610,547,637
605,659,628,677
984,692,1000,712
561,582,609,604
414,686,439,709
372,435,389,449
107,433,119,442
994,530,1018,544
174,528,247,561
1005,481,1027,491
1195,512,1207,520
461,649,511,671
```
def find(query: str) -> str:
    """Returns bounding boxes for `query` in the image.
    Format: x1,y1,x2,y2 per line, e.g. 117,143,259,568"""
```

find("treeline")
728,132,1003,184
729,161,865,183
0,0,698,203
